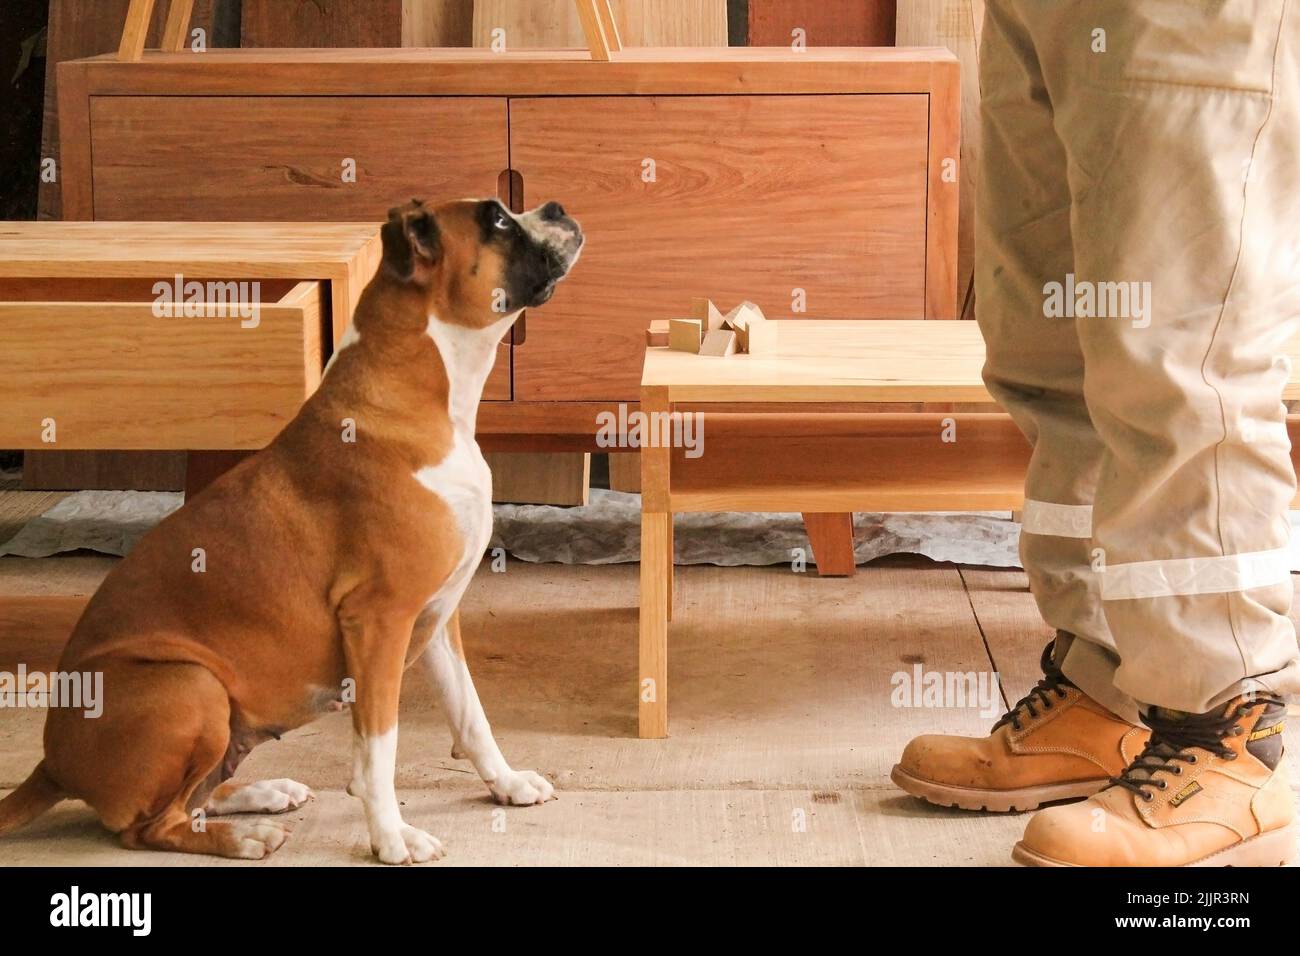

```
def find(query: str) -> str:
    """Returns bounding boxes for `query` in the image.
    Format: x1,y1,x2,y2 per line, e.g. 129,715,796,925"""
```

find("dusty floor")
1,549,1297,867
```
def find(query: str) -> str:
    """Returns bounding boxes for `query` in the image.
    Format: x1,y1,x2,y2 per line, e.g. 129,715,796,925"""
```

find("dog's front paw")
489,770,556,806
372,825,445,865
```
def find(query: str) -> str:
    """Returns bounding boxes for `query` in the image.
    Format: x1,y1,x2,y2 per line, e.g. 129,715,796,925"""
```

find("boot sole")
890,764,1109,813
1012,823,1299,867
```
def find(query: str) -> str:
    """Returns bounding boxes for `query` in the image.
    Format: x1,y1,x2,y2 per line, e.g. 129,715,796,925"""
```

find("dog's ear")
381,201,441,281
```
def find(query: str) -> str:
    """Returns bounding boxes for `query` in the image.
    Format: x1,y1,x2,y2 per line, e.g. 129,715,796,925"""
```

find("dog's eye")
493,210,511,231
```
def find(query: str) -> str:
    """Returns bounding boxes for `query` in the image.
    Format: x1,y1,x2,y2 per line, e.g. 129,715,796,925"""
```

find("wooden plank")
607,451,641,492
897,0,982,320
642,321,992,404
21,452,186,491
0,490,70,541
403,0,475,45
0,222,381,276
575,0,613,60
118,0,159,61
617,0,726,46
512,96,930,400
241,0,406,47
87,96,507,224
668,413,1030,513
484,452,591,505
748,0,896,46
596,0,623,50
473,0,726,48
68,46,958,97
161,0,197,51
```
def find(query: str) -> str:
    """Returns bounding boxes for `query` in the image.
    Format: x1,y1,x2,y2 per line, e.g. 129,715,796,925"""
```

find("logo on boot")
1168,780,1203,808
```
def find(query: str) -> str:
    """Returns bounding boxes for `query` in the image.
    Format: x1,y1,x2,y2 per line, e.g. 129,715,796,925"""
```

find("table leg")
639,511,670,738
665,514,674,622
639,386,672,738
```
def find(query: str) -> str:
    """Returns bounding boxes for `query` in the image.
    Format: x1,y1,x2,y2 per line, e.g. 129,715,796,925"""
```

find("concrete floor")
1,552,1296,866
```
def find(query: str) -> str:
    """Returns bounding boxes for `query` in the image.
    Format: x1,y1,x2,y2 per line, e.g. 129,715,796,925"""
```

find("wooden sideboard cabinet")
57,47,960,442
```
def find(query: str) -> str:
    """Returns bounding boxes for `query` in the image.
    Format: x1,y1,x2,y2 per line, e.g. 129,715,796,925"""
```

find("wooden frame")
118,0,196,61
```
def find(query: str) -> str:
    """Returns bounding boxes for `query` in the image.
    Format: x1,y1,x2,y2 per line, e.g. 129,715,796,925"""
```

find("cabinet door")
510,94,929,402
90,95,511,399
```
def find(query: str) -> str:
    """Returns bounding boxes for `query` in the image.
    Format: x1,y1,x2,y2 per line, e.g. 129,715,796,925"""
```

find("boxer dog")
0,197,583,864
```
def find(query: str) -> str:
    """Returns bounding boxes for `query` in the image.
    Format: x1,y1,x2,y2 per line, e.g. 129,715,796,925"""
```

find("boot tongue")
1119,704,1240,788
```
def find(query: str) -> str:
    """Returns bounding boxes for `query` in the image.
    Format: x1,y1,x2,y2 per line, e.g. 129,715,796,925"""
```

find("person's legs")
1016,0,1300,865
973,0,1135,722
892,1,1147,812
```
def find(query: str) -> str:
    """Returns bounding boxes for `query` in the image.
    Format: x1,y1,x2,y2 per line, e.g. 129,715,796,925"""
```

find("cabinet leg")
639,511,670,738
802,512,857,577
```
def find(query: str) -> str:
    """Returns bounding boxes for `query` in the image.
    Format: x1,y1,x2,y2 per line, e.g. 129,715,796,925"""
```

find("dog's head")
380,198,583,329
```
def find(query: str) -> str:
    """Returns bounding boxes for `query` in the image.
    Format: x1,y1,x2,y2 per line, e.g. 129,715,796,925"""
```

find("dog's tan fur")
0,198,582,862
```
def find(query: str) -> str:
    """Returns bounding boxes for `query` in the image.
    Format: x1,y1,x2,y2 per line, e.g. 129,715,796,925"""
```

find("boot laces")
1112,697,1277,801
992,642,1073,732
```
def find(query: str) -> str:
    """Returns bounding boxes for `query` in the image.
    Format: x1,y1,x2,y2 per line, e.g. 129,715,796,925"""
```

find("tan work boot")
891,641,1149,812
1013,694,1297,866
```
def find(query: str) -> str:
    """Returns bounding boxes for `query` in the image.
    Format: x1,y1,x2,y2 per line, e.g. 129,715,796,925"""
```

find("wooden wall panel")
747,0,895,46
241,0,473,46
511,94,930,401
403,0,475,45
472,0,726,48
241,0,404,47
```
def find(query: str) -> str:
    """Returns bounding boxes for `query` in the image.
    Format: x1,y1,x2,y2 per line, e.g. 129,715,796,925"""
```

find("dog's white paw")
207,778,314,815
489,770,556,806
372,825,445,865
231,820,289,859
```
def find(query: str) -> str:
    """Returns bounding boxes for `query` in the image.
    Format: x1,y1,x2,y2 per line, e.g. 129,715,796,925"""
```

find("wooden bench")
637,319,1300,738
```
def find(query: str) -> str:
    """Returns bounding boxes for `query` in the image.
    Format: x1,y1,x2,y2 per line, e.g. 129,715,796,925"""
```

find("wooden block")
700,329,737,357
608,451,641,492
485,451,590,505
690,297,725,331
668,318,702,353
646,319,670,347
744,320,777,355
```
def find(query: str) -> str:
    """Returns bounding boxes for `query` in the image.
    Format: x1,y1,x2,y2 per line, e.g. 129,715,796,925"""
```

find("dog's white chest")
413,432,493,601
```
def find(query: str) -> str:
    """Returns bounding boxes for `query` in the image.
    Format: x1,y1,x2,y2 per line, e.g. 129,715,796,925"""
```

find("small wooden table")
637,319,1300,737
0,222,381,494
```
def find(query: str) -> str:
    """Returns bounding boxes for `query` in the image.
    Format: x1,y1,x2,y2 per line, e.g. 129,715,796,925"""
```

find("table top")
643,319,1300,403
642,320,993,403
0,222,381,278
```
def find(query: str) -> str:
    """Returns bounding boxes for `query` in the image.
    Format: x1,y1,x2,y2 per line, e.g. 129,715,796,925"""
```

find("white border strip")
1100,547,1292,601
1021,500,1093,538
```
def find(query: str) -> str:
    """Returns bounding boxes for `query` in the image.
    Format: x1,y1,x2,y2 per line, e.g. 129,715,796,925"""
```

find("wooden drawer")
510,94,930,401
89,96,509,222
0,277,324,450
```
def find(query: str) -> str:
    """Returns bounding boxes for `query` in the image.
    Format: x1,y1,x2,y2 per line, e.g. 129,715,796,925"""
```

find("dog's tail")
0,762,63,836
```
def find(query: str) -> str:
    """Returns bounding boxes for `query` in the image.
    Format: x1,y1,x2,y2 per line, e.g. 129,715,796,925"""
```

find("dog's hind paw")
232,821,289,859
489,769,556,806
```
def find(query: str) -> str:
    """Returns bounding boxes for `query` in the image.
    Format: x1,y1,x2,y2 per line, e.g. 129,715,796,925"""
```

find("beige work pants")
977,0,1300,718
